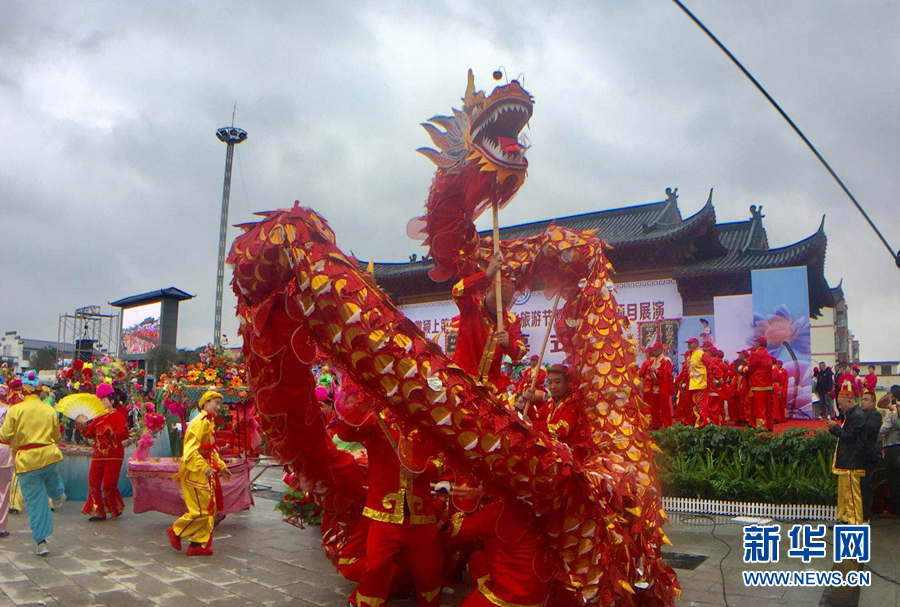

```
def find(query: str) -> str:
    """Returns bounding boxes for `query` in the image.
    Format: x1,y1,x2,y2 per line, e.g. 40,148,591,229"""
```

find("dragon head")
410,70,535,282
418,69,533,184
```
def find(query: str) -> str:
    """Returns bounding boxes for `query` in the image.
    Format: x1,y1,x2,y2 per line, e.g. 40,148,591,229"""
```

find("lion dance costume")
228,71,678,605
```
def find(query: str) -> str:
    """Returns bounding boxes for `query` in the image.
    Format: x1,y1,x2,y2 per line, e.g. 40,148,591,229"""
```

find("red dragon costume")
228,71,678,606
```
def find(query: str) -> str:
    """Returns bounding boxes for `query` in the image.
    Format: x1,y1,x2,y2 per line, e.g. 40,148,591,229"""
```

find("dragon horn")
463,68,476,108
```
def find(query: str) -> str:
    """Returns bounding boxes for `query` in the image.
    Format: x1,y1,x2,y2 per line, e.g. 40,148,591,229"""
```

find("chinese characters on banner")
398,278,684,366
638,319,681,354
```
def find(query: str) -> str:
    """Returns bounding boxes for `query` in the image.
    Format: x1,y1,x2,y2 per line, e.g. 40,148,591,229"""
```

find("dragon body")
229,72,678,605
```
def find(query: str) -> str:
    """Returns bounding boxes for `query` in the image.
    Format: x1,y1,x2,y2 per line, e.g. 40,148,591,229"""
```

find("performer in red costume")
713,350,734,423
638,342,674,429
747,338,775,431
865,365,878,394
450,489,553,607
516,365,591,460
774,360,789,423
731,351,751,424
451,252,527,393
704,343,726,426
75,383,128,521
851,365,864,400
336,411,443,607
516,356,546,395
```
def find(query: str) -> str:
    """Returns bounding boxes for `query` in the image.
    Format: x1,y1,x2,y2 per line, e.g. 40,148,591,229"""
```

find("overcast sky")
1,1,897,360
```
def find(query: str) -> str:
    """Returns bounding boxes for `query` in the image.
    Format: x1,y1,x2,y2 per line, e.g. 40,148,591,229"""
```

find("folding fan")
56,393,106,422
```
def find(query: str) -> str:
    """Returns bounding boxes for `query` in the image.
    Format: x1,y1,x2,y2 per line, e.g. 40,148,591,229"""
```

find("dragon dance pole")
523,290,563,419
492,201,504,331
373,411,399,452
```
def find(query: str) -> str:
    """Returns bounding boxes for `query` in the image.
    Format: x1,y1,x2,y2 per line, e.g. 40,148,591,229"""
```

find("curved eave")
677,221,833,316
676,221,827,278
612,196,722,252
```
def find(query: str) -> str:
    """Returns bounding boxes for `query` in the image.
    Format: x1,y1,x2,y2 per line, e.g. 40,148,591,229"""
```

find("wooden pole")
523,290,563,418
373,411,398,451
492,202,504,331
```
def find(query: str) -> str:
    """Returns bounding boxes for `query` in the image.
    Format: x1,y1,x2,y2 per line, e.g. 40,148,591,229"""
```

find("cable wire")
678,513,731,606
671,0,899,268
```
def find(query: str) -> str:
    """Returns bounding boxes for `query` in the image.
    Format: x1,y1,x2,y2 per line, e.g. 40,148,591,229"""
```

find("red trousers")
727,395,743,423
82,458,124,518
689,390,710,428
776,393,788,423
646,392,672,429
678,390,694,426
707,394,725,425
356,519,442,606
750,390,774,431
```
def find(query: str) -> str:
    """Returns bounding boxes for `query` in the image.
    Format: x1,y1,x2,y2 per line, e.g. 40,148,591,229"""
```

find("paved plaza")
1,471,899,606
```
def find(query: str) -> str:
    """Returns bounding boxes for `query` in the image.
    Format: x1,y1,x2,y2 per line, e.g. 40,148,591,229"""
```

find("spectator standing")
826,386,866,524
859,391,883,522
814,362,834,419
865,365,878,393
851,365,864,400
878,385,900,518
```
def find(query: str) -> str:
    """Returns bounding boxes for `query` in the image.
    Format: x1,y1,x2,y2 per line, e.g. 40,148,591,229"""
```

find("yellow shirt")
0,394,63,474
688,349,708,391
174,412,226,489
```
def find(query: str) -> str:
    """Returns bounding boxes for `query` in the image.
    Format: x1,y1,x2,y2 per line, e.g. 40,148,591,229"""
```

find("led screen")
121,302,162,354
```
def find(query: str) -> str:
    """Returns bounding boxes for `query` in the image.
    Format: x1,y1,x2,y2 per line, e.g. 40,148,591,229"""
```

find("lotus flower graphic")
750,305,812,415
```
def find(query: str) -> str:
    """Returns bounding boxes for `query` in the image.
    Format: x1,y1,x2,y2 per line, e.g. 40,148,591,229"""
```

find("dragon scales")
229,203,679,605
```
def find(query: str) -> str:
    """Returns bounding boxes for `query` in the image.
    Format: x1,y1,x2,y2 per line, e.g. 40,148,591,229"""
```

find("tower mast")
214,124,247,349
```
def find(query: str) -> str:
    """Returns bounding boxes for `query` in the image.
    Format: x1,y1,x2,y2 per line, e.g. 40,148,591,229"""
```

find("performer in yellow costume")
166,391,231,556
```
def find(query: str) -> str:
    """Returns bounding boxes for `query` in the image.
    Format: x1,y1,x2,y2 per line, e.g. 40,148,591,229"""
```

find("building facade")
367,189,848,367
0,331,76,374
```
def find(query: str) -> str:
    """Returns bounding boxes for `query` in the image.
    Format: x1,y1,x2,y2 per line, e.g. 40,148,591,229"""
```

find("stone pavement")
1,475,899,606
667,513,900,607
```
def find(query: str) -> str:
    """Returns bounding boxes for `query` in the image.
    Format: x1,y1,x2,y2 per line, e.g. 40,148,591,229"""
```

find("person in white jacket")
878,385,900,517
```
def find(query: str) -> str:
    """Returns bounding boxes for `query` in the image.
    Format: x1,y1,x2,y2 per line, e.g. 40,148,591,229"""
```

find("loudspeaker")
75,339,94,361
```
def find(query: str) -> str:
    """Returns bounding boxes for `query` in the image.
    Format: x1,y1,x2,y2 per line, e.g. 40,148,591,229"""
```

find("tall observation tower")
214,125,248,349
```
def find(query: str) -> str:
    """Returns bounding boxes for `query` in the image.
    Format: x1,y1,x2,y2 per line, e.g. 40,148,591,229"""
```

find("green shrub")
651,424,838,505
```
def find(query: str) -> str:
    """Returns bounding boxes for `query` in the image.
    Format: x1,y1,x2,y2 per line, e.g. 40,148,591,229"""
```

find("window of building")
883,365,893,376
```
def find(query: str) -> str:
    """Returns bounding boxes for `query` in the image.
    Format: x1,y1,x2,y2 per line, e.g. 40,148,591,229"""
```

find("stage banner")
398,278,684,367
399,290,568,365
751,267,813,419
714,294,754,362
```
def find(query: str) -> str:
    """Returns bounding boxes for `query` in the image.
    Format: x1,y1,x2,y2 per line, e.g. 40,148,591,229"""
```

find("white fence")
662,497,837,521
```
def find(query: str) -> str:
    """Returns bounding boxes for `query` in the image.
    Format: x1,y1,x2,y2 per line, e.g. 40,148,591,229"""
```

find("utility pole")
214,124,247,349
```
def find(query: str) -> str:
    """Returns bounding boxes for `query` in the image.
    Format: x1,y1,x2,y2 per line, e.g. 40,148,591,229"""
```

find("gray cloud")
1,0,897,359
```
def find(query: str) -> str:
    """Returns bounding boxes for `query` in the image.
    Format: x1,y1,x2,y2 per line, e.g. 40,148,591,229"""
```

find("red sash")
200,442,225,512
17,443,50,452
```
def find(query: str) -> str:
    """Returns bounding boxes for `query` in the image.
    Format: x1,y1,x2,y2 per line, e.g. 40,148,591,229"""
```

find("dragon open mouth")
471,92,532,171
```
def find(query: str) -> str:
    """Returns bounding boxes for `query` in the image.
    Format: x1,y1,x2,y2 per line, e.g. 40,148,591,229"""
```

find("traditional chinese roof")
830,280,845,305
361,189,839,315
676,217,825,277
109,287,195,308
